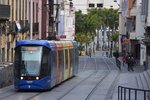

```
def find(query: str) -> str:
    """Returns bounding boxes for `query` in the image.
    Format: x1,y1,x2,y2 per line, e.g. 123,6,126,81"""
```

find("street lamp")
110,40,113,57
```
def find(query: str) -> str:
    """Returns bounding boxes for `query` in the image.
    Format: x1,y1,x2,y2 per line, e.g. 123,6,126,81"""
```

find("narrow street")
0,50,148,100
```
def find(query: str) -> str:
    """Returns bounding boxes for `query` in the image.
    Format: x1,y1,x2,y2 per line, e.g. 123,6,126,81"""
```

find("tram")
14,40,78,90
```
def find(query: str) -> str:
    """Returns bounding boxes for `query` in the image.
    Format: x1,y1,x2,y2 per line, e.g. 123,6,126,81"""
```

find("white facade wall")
135,0,145,39
73,0,119,14
58,0,75,40
136,0,146,65
73,0,88,14
147,0,150,26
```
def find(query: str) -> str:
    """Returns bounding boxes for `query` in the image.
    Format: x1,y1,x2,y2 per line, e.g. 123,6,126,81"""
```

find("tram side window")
70,49,74,67
58,50,64,69
41,47,50,77
65,49,68,69
14,47,21,76
51,51,56,70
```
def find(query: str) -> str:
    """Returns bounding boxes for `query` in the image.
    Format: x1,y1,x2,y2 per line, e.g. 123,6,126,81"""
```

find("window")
41,47,50,77
70,49,74,68
58,50,64,71
14,47,21,77
21,46,42,76
22,0,24,20
36,3,38,22
19,0,21,20
65,49,68,69
16,0,18,20
97,3,103,8
89,3,95,7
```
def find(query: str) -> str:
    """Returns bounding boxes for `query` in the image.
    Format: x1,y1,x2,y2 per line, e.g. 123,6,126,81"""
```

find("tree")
75,10,98,54
75,8,119,55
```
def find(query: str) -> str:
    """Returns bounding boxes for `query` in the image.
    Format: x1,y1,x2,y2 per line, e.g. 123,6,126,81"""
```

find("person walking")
126,53,131,71
126,53,134,71
130,54,135,71
89,48,92,57
113,50,119,60
122,54,126,67
113,50,121,70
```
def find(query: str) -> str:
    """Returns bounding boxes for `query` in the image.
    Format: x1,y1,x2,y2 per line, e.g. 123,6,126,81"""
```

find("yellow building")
0,0,29,62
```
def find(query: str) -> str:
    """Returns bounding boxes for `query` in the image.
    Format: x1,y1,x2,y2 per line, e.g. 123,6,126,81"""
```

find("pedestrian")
106,52,108,57
89,48,92,57
122,54,126,66
126,53,130,71
116,59,121,70
113,50,119,60
130,54,135,71
113,50,121,70
126,53,134,71
93,47,95,55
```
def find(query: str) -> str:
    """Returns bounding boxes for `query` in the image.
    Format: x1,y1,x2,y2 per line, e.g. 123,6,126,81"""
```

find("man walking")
126,53,134,71
113,50,121,70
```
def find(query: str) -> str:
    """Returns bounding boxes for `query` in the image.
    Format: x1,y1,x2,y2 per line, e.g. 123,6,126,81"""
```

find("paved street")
0,50,148,100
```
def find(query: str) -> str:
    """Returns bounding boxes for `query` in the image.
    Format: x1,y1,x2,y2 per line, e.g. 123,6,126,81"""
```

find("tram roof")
16,40,78,49
16,40,51,48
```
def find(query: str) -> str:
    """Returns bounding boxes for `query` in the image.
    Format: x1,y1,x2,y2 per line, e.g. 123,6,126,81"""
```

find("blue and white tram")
14,40,78,90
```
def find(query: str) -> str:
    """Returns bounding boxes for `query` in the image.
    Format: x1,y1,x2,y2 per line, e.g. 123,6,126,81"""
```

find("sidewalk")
111,58,148,100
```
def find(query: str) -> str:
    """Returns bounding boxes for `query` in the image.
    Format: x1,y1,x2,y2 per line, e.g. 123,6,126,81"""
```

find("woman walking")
122,54,126,67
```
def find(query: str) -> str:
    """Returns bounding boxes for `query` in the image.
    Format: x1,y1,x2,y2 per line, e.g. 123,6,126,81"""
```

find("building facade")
0,0,29,62
119,0,150,65
0,0,75,62
73,0,104,14
27,0,47,40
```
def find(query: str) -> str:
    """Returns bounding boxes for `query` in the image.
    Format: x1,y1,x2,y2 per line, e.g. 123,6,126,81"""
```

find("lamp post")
114,0,122,53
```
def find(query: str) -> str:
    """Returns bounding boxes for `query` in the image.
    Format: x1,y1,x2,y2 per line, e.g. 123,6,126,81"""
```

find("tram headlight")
20,77,23,80
36,77,39,80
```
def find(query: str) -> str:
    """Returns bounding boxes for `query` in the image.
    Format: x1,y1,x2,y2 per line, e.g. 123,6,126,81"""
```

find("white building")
73,0,103,14
58,0,75,40
119,0,148,65
73,0,119,14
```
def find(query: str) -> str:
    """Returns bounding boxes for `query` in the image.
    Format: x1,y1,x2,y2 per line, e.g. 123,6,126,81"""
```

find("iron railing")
118,86,150,100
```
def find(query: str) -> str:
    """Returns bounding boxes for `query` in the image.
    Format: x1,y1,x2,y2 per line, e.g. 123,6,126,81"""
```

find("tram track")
23,70,100,100
84,71,110,100
83,57,111,100
56,57,111,100
83,57,120,100
56,57,103,100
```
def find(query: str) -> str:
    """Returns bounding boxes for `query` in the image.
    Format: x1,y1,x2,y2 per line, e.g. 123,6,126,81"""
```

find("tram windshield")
20,46,42,76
